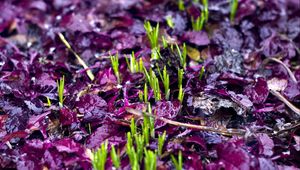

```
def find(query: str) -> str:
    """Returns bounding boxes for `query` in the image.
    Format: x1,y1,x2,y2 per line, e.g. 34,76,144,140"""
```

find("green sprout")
92,141,108,170
143,66,151,86
125,52,142,73
130,118,136,135
110,145,121,169
58,33,94,81
126,132,139,170
171,151,183,170
175,43,187,69
157,131,166,156
144,21,159,49
110,54,121,84
166,15,174,29
139,90,143,102
144,149,157,170
139,58,144,73
230,0,238,23
46,97,51,107
144,83,148,103
199,66,205,80
153,76,161,101
191,16,205,31
178,69,184,89
142,113,150,145
178,0,185,11
144,21,160,60
162,66,170,100
141,104,155,145
134,134,145,162
162,36,168,48
178,85,184,103
57,76,65,107
147,103,155,138
138,83,148,103
144,67,161,101
202,0,209,21
157,65,169,100
191,0,208,31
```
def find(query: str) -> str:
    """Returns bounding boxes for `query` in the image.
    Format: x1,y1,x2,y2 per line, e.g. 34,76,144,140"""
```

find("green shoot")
151,49,160,60
148,103,155,138
182,43,187,68
142,113,150,145
157,131,167,156
143,66,151,86
191,0,208,31
138,83,148,103
175,43,187,69
153,76,161,101
230,0,238,23
162,36,168,48
144,67,161,101
144,21,159,49
126,132,139,170
57,76,65,107
110,54,121,84
162,66,170,100
142,104,155,144
144,21,160,60
199,66,205,80
126,52,142,73
110,145,120,169
139,58,144,73
46,97,51,107
191,16,205,31
134,134,145,162
144,83,148,103
178,0,185,11
178,85,184,103
170,43,174,50
139,90,143,102
92,141,108,170
171,151,183,170
156,64,163,82
166,15,174,29
144,149,157,170
58,33,94,81
130,118,136,135
202,0,209,21
178,69,184,89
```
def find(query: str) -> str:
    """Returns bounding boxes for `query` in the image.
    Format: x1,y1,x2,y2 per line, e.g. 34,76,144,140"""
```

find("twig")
272,121,300,136
126,108,246,136
270,89,300,116
58,33,95,81
263,57,297,83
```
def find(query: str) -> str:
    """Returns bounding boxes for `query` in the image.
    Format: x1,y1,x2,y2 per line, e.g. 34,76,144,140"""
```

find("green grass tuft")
110,145,121,169
57,76,65,107
171,151,183,170
110,53,120,84
144,149,157,170
157,131,167,156
92,141,108,170
144,21,160,60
